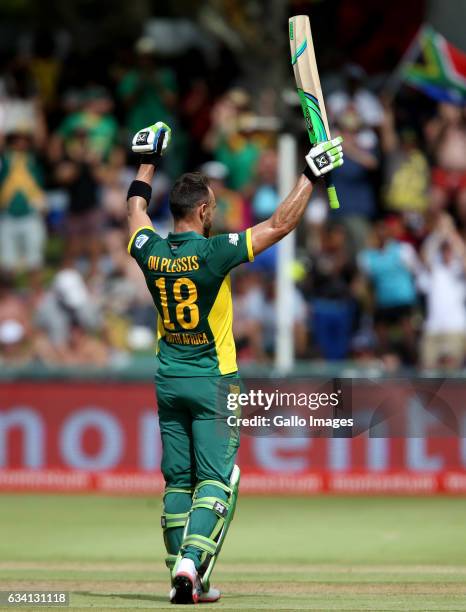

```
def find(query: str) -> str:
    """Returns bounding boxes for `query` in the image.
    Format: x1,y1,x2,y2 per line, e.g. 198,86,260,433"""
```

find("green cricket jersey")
128,225,254,376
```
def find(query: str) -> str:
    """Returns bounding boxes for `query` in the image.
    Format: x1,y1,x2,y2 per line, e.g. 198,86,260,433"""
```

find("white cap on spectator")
200,161,229,181
0,319,25,345
53,269,88,309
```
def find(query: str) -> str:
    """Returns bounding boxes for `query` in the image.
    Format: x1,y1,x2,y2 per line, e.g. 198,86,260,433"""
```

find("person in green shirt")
56,87,118,161
127,121,344,604
117,43,186,177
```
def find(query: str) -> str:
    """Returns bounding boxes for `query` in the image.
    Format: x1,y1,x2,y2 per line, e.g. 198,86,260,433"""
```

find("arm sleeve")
204,228,254,276
127,225,160,267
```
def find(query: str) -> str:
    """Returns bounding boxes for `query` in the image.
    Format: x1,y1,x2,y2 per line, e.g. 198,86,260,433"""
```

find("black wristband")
127,180,152,205
139,152,161,167
303,164,319,184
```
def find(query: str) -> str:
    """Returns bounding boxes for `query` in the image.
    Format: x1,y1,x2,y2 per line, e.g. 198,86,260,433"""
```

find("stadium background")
2,1,466,610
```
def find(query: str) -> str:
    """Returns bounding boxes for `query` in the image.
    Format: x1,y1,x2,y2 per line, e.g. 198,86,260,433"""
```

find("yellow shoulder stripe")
246,227,254,262
127,225,156,254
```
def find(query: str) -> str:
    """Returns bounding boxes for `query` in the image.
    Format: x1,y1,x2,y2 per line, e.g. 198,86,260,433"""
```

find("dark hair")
169,172,210,220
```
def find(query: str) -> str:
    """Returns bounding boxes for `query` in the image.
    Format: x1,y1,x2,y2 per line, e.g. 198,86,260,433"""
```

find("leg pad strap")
161,511,190,530
191,497,230,518
183,534,217,555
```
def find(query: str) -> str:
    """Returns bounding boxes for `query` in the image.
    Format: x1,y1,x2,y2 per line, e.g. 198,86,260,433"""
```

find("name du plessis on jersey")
147,254,200,273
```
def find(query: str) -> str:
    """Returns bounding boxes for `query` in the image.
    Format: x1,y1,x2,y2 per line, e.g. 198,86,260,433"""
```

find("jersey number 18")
155,277,200,331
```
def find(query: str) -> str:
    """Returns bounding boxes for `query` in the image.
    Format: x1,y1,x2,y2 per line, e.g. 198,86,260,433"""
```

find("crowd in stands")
0,34,466,371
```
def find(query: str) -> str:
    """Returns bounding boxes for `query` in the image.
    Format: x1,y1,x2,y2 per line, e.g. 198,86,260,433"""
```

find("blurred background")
0,0,465,374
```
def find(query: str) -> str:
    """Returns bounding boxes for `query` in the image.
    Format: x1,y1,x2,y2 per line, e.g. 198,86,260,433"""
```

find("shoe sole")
171,573,199,605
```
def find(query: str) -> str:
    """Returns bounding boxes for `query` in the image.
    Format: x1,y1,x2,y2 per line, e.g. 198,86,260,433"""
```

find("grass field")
1,494,466,611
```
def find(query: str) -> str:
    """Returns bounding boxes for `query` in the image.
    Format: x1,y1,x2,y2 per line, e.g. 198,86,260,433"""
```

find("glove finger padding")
326,144,343,156
324,136,343,149
326,151,344,163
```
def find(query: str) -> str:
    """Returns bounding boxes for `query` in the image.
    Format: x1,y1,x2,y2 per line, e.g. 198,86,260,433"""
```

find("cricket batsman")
126,121,343,604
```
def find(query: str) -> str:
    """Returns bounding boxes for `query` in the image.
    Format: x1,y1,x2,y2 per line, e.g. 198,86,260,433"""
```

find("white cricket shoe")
199,586,221,603
170,558,202,604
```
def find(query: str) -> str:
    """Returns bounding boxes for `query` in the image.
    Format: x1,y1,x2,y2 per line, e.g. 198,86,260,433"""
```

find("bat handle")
325,173,340,210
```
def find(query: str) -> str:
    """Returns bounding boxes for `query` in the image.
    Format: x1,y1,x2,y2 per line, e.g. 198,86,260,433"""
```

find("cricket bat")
289,15,340,209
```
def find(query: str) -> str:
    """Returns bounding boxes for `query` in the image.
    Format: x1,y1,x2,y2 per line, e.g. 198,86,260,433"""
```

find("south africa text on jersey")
165,331,209,345
148,255,200,273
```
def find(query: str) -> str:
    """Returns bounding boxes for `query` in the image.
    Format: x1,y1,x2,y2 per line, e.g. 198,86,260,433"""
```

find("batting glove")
305,136,344,179
132,121,172,165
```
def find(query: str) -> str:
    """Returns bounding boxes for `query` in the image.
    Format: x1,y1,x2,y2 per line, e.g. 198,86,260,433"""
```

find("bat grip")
325,173,340,209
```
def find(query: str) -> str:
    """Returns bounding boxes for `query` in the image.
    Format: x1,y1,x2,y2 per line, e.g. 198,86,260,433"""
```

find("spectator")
0,130,46,287
251,149,279,223
117,38,185,177
35,268,101,348
54,128,104,276
60,322,109,367
205,89,262,192
381,101,430,214
425,103,466,223
359,217,419,363
261,277,309,359
52,86,118,162
233,270,265,362
29,32,62,113
214,112,262,192
200,161,249,232
305,224,357,360
203,88,249,152
181,78,213,168
118,38,177,136
234,260,307,360
101,145,134,232
332,109,380,252
418,214,466,369
327,63,384,129
0,62,47,148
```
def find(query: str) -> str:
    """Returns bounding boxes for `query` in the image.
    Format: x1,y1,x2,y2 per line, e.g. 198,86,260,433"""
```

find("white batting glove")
305,136,344,178
132,121,172,155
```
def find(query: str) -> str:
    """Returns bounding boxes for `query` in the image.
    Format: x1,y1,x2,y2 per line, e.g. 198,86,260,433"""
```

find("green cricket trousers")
155,374,241,568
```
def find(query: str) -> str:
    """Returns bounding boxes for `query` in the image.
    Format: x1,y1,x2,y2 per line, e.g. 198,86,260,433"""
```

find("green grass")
0,495,466,610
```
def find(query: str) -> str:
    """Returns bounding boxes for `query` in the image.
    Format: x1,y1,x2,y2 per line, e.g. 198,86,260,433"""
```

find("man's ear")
198,201,209,220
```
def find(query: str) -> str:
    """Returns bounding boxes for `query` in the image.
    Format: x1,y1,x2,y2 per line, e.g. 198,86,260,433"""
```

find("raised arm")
126,122,171,239
251,137,344,256
251,175,313,255
127,164,156,237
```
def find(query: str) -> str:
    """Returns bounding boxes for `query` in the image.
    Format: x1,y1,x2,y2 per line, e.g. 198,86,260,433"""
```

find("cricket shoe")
199,587,221,603
170,558,202,604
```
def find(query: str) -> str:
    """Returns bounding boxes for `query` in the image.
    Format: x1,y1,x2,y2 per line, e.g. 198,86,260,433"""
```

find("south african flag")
401,25,466,105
